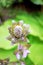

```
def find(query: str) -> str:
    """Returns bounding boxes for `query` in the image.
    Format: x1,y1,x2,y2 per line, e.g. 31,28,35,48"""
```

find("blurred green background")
0,0,43,65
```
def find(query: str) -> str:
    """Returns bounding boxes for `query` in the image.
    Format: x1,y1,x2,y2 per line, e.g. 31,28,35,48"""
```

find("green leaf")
31,0,43,5
0,0,14,8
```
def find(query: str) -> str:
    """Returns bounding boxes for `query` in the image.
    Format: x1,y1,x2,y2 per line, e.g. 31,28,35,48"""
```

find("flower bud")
16,52,20,60
14,26,22,38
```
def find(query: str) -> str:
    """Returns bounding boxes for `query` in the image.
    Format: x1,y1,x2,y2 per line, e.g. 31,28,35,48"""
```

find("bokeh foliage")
0,0,43,8
0,0,23,8
31,0,43,5
0,0,14,8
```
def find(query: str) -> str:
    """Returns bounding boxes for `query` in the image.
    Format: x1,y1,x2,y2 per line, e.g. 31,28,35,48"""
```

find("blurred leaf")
18,0,23,2
31,0,43,5
0,0,14,8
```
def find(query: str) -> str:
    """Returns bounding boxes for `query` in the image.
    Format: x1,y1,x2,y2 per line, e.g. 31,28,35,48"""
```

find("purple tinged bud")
14,26,22,38
16,52,20,60
22,49,30,58
18,44,23,50
21,37,25,41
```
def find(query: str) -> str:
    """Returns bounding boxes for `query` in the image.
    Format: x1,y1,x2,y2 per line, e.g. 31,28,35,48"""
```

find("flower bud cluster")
7,20,31,65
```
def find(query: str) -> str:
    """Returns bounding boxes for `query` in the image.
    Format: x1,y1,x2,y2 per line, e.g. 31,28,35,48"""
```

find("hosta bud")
18,44,23,50
14,26,22,38
22,49,30,58
16,52,20,60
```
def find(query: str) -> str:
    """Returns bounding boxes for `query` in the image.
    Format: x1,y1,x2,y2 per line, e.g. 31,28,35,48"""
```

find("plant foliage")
31,0,43,5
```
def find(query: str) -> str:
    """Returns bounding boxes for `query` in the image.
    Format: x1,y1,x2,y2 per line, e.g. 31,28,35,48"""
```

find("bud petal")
14,26,22,38
22,49,30,58
18,44,23,50
16,52,20,60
